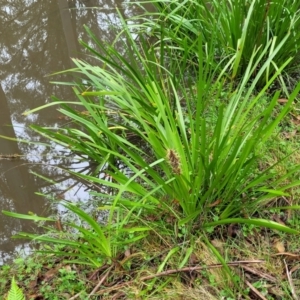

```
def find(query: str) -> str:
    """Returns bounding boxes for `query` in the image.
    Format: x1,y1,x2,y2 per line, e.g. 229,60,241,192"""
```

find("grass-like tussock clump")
2,0,300,298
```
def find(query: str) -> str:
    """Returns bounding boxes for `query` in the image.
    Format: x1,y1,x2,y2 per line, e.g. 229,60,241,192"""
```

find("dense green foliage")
22,8,300,230
139,0,300,86
2,0,300,297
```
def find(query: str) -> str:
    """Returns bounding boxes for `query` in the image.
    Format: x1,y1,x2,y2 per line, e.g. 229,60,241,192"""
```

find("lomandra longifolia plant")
22,13,300,235
137,0,300,85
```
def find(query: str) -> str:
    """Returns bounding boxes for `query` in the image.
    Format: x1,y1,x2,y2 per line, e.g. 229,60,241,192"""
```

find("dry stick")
240,264,276,283
69,291,83,300
245,280,268,300
284,259,299,300
88,263,109,281
88,266,113,298
96,260,264,295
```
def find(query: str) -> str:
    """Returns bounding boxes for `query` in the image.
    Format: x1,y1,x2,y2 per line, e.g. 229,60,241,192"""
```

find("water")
0,0,143,264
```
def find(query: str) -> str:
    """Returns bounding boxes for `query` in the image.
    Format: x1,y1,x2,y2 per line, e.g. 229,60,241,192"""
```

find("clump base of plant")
1,214,300,299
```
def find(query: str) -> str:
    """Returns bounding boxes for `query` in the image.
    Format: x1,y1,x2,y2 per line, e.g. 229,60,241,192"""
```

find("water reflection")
0,0,142,264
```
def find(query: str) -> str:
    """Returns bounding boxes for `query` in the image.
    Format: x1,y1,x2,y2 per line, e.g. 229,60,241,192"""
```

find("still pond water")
0,0,142,264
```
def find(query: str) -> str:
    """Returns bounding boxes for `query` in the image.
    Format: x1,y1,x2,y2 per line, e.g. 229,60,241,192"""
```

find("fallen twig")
271,252,300,260
88,263,109,281
96,260,264,295
241,265,277,283
245,280,268,300
284,259,298,300
88,266,113,298
69,291,83,300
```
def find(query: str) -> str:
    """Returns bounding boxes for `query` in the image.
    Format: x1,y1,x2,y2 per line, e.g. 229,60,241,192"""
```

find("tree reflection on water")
0,0,142,264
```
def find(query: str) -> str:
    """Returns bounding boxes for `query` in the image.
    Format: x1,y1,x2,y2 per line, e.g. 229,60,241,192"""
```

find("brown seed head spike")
166,149,182,175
